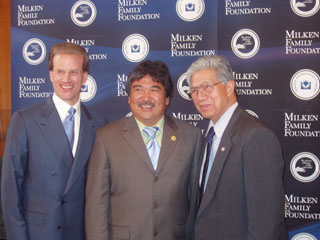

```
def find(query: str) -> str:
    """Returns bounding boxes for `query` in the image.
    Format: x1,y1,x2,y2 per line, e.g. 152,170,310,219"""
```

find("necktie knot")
66,107,76,121
205,127,215,144
143,126,159,144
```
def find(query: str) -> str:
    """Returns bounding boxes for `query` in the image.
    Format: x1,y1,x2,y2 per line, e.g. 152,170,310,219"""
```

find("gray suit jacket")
1,98,105,240
193,106,287,240
85,115,203,240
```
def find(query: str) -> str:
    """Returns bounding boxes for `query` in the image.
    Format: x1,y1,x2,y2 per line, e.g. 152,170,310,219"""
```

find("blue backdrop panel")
10,1,320,239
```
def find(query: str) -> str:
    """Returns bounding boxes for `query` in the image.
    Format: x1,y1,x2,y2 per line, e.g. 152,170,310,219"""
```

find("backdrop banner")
11,1,320,239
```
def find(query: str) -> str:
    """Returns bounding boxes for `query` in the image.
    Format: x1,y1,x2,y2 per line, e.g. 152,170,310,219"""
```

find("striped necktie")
198,126,215,208
143,126,160,171
63,107,76,150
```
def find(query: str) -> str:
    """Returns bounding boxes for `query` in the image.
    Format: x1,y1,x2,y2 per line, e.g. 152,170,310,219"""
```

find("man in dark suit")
85,60,203,240
1,42,105,240
186,55,287,240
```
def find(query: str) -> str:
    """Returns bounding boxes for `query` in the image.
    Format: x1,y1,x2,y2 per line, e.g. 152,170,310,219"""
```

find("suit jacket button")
153,231,158,236
61,199,65,205
153,203,158,208
154,176,158,182
52,172,57,176
57,226,61,230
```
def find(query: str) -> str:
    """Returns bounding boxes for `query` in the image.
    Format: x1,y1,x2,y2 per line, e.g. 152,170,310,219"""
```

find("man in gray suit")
186,55,287,240
85,60,203,240
1,42,105,240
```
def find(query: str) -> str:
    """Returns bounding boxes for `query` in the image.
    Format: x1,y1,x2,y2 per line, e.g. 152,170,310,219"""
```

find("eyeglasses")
188,81,222,98
53,69,82,78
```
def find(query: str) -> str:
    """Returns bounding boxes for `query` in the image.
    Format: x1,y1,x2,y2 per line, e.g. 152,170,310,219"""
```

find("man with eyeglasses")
1,42,106,240
186,55,287,240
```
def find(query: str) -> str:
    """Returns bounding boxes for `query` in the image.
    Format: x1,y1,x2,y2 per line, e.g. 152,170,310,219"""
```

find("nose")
196,88,208,100
141,89,153,98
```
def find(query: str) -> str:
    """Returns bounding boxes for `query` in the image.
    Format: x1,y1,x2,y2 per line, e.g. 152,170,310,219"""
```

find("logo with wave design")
290,0,320,17
22,38,46,65
71,0,97,27
290,152,320,183
231,29,260,59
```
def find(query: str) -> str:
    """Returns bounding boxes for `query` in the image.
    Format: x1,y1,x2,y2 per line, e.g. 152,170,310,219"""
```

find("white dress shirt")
52,94,81,157
200,102,239,191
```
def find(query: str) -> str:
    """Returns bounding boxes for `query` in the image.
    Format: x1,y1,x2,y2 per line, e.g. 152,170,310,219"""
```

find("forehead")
52,54,83,67
131,75,164,88
191,68,217,85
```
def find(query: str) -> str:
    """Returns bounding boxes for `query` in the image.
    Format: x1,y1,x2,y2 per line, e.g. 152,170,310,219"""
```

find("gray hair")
186,55,233,85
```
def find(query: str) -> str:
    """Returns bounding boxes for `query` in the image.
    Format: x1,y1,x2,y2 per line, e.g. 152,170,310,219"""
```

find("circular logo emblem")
22,38,46,65
290,69,320,100
122,34,149,62
177,73,192,101
176,0,205,22
290,0,320,17
71,0,97,27
292,233,317,240
245,109,259,118
290,152,320,183
80,75,97,102
231,29,260,59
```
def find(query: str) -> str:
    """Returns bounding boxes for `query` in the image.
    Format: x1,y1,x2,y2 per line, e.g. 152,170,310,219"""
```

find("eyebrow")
132,85,161,89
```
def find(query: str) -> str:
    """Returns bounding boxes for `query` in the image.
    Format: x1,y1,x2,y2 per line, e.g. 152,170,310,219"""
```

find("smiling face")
49,54,87,106
190,68,236,123
128,74,170,126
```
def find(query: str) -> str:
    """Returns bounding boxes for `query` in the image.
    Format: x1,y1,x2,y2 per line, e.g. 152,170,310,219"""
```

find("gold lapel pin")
221,147,225,152
171,136,176,141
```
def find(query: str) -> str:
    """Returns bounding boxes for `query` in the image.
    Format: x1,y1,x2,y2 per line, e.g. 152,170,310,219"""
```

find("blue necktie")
143,126,160,171
63,107,76,150
198,126,215,208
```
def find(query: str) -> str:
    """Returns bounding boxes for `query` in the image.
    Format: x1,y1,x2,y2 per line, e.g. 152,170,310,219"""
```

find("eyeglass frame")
188,81,222,99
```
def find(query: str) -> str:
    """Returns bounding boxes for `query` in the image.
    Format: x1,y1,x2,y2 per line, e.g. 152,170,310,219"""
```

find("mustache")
138,100,155,108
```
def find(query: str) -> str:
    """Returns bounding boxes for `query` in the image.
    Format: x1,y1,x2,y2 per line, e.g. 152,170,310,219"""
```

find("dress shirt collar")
206,102,238,139
135,116,164,137
52,93,81,121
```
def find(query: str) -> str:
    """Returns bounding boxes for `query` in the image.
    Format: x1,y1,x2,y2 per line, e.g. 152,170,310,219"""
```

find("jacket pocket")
110,224,130,239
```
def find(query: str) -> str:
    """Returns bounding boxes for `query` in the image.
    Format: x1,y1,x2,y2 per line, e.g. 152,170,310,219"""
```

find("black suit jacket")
192,105,287,240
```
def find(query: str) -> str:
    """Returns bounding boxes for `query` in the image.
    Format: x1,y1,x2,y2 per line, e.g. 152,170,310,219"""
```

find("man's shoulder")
97,116,128,133
12,98,51,118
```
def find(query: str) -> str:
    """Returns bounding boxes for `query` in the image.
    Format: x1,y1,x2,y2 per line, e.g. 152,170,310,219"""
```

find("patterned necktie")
63,107,76,150
198,126,215,208
143,126,160,171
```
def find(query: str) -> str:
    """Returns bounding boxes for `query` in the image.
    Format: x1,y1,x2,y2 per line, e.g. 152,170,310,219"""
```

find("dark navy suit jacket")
1,98,105,240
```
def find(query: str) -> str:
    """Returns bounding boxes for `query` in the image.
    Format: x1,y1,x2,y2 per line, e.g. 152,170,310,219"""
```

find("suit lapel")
198,106,243,214
123,116,155,173
156,116,179,173
64,105,97,195
34,98,73,172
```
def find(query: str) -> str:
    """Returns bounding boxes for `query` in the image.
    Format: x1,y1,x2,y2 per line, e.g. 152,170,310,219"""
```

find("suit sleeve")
186,129,204,240
1,112,29,240
85,130,110,240
243,127,287,240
